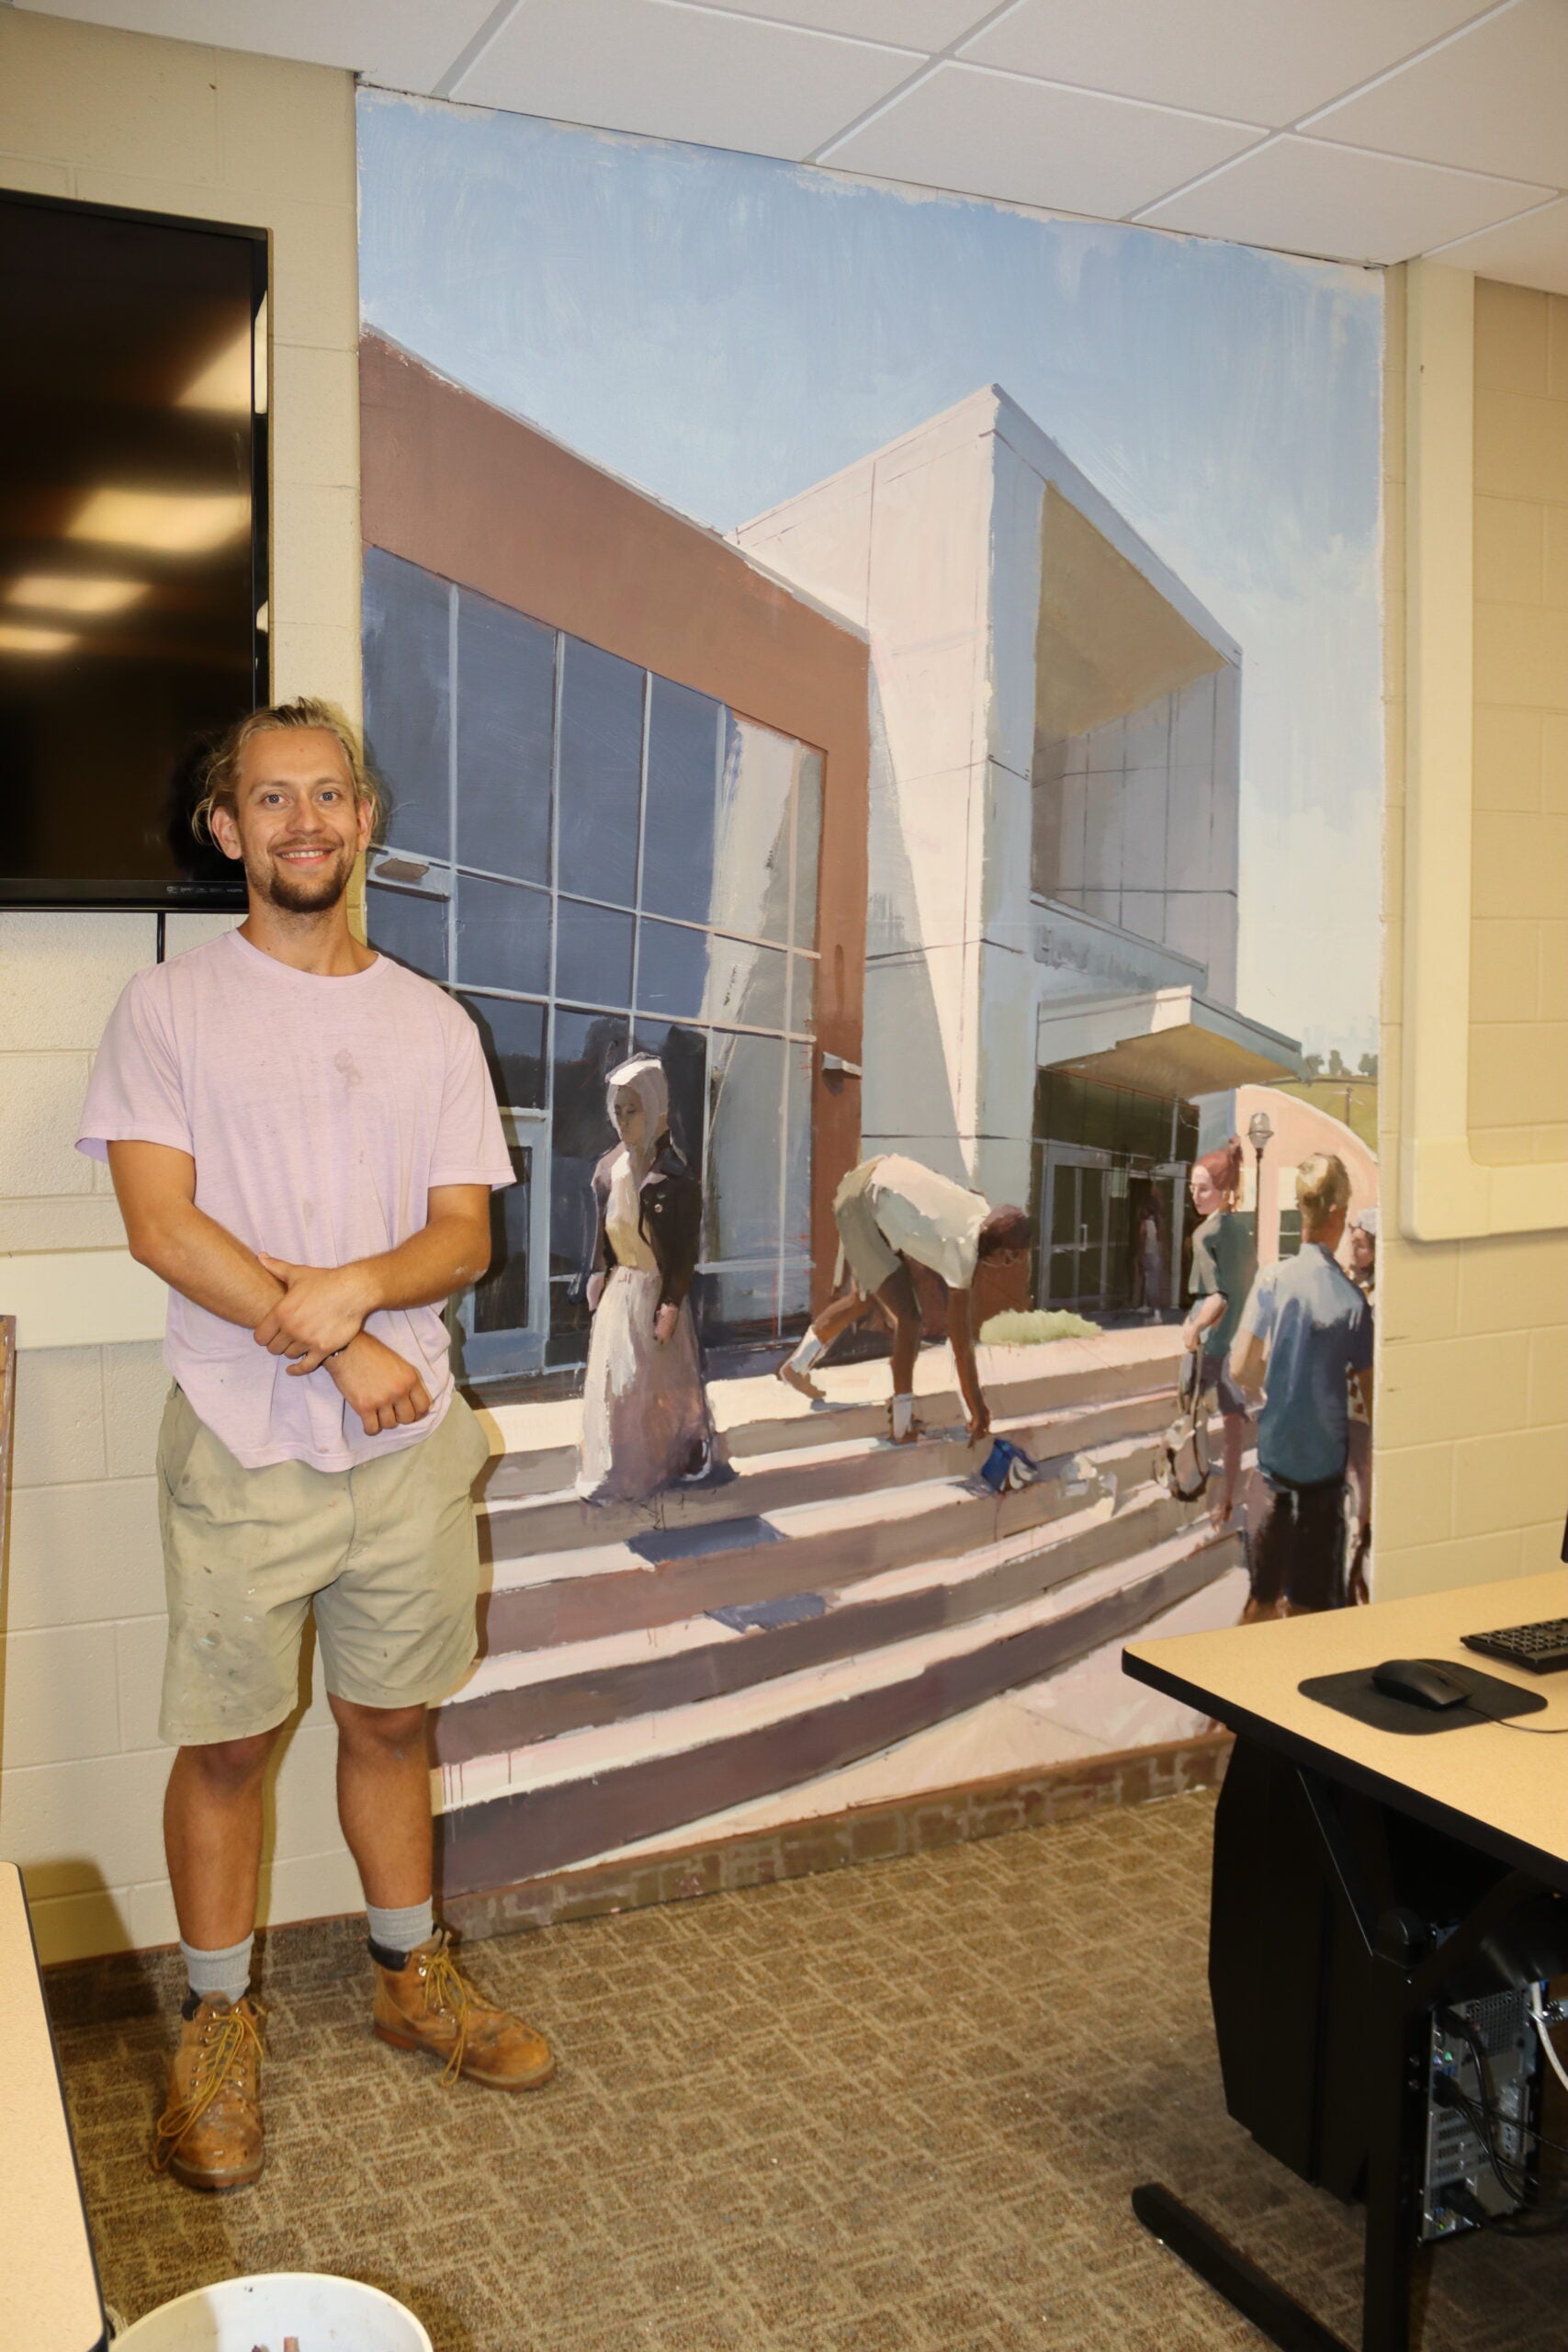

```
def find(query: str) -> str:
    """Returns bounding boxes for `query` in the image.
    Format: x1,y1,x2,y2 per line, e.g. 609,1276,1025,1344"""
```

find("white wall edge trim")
1400,260,1568,1242
1,1250,166,1351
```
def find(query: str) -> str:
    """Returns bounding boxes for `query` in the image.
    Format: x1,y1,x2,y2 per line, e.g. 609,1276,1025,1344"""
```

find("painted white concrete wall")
0,12,363,1961
1037,666,1241,1000
737,382,1243,1220
739,393,1000,1193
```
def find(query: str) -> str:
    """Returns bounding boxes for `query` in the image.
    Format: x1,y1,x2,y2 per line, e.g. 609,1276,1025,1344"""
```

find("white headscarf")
606,1054,670,1170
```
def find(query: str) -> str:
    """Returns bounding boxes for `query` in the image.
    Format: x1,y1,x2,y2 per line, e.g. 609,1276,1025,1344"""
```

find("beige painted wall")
1377,268,1568,1602
1468,279,1568,1165
1,10,1562,1957
0,11,363,1961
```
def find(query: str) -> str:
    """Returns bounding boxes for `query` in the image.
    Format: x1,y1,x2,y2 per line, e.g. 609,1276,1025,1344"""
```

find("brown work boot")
152,1993,265,2192
371,1928,555,2090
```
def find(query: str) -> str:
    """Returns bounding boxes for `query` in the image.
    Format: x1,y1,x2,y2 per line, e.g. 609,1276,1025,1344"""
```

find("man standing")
776,1153,1030,1443
1231,1153,1373,1620
79,697,552,2196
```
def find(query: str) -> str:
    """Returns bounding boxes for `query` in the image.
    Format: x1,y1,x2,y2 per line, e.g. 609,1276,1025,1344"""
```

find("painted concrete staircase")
434,1329,1239,1898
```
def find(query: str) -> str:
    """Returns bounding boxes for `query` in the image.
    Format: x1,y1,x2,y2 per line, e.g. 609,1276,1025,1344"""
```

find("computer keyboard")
1461,1619,1568,1675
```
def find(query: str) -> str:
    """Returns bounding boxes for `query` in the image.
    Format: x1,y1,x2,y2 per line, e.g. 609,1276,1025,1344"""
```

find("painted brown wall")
359,333,869,1303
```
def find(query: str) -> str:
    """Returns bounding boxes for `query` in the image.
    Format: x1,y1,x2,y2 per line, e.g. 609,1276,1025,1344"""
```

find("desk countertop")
1124,1570,1568,1889
0,1865,106,2352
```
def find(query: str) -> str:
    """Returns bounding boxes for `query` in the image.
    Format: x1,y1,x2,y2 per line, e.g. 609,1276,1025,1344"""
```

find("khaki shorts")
156,1384,491,1746
833,1157,900,1296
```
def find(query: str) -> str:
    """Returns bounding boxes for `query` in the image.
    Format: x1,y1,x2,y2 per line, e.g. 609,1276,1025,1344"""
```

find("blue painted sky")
358,91,1384,1060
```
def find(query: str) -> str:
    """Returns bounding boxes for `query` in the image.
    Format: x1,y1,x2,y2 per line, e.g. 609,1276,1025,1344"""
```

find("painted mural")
355,92,1383,1903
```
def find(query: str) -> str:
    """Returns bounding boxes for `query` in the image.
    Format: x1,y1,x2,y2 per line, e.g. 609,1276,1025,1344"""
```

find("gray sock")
181,1933,253,2007
367,1898,434,1962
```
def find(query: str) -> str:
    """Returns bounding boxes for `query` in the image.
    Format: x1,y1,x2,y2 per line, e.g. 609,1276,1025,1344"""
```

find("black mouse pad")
1299,1661,1549,1736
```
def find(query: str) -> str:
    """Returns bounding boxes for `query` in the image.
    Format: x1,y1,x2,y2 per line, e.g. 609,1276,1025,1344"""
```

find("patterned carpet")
60,1791,1568,2351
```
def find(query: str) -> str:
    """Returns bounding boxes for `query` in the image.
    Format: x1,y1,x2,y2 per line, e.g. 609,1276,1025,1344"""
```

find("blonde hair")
1295,1152,1351,1225
192,697,383,846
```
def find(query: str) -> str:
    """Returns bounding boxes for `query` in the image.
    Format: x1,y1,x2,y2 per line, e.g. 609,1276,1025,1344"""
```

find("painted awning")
1036,986,1303,1099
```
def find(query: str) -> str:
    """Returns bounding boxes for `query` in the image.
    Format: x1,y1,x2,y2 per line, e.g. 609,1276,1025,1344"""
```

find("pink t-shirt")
78,929,513,1472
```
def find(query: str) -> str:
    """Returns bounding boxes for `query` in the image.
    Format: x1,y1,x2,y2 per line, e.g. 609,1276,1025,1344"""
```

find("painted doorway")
1038,1144,1111,1309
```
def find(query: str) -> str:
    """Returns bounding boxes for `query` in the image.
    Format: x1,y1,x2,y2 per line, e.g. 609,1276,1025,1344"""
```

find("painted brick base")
41,1730,1232,2030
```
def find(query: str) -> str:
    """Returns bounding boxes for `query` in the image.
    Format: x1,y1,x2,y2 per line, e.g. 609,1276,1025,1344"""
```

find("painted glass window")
363,548,450,862
364,550,823,1363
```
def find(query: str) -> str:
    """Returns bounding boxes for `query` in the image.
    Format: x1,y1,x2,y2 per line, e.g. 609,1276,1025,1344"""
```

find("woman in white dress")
577,1055,722,1504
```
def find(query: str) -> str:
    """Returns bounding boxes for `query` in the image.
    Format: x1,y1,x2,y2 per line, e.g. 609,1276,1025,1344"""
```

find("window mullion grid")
446,582,459,1000
545,628,565,1329
773,747,800,1334
630,669,652,1035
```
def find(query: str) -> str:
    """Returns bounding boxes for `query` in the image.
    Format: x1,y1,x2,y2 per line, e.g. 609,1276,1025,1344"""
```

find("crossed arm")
107,1140,491,1434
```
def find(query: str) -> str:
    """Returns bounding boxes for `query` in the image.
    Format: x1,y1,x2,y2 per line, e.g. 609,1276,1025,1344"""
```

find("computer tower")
1207,1739,1565,2230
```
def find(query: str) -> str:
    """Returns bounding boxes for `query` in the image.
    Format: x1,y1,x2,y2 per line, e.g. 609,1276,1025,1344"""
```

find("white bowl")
111,2270,433,2350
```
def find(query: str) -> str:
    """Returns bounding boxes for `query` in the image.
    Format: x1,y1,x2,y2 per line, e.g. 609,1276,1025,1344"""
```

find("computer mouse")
1371,1657,1471,1712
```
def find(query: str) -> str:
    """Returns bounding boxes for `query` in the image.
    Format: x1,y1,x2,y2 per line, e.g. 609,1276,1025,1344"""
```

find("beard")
249,841,355,914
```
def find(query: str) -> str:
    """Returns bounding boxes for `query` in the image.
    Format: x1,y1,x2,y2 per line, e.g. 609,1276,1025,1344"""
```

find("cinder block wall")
0,12,363,1961
1376,271,1568,1601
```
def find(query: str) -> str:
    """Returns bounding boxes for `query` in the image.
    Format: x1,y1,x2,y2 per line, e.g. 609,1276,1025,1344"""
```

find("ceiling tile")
672,0,990,47
15,1,498,91
822,62,1264,216
1139,134,1555,266
1305,0,1568,191
959,0,1493,130
1433,196,1568,297
452,0,920,160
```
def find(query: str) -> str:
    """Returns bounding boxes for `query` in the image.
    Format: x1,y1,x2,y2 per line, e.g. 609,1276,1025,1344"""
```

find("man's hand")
965,1404,991,1446
328,1331,431,1435
654,1302,679,1344
254,1254,374,1373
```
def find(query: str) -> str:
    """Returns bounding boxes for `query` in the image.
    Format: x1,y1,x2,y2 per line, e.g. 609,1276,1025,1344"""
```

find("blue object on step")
707,1592,828,1633
978,1438,1038,1494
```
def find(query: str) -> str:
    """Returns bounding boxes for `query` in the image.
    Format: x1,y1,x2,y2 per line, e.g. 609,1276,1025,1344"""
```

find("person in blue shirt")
1232,1153,1373,1619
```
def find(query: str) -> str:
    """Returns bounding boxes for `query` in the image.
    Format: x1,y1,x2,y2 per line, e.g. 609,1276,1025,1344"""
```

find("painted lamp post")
1248,1107,1275,1261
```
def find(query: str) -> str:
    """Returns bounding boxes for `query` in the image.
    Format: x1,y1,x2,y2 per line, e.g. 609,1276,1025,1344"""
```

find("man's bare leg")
330,1694,434,1908
164,1729,281,1951
777,1283,874,1400
877,1266,924,1440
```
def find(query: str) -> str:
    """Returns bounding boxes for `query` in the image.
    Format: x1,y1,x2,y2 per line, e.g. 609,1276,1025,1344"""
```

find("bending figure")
778,1153,1029,1445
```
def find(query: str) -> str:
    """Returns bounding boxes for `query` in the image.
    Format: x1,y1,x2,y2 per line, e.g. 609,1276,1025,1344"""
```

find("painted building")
357,334,871,1373
735,386,1301,1318
359,347,1300,1377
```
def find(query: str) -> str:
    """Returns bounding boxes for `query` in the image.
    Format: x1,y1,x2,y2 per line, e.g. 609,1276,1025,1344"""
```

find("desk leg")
1359,1952,1430,2352
1131,2184,1351,2352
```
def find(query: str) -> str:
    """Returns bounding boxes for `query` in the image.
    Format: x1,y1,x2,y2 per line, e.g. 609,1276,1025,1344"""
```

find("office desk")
0,1865,108,2352
1122,1570,1568,2352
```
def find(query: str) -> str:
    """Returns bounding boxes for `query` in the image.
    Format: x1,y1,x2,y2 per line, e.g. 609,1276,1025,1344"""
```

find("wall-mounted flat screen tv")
0,191,266,909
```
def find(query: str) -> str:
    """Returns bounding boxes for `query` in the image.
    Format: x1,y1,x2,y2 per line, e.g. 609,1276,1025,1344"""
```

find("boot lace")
422,1940,477,2086
152,2001,265,2172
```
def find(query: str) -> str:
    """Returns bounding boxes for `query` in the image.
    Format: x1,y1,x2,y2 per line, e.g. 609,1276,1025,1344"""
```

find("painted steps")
432,1329,1207,1900
473,1419,1187,1661
477,1326,1190,1501
434,1512,1241,1896
442,1470,1210,1764
479,1381,1176,1565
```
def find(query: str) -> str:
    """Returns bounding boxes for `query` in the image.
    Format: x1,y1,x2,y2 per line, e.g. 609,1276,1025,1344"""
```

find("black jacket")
588,1136,703,1310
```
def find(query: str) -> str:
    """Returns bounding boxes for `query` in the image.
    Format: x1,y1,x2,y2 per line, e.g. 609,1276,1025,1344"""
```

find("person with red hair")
1182,1136,1256,1533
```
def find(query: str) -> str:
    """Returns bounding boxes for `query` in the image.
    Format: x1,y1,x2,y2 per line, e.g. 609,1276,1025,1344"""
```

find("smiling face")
611,1085,648,1151
209,726,371,915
